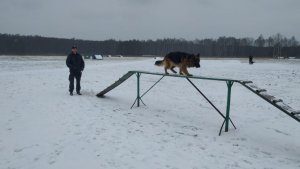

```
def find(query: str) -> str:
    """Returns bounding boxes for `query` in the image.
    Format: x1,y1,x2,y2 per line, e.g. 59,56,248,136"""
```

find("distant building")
83,55,90,59
83,54,103,60
92,54,103,60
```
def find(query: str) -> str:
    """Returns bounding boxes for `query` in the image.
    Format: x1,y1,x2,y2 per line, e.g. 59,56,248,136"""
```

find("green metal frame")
97,70,300,135
129,71,237,135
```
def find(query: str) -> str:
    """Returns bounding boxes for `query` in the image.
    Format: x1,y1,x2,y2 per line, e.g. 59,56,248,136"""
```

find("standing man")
66,46,85,96
249,55,254,64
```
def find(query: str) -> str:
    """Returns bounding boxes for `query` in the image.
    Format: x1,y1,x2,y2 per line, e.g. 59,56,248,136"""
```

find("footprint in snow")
14,144,39,153
48,160,56,165
261,151,272,157
273,129,289,136
74,132,81,135
242,159,253,165
14,148,23,153
33,157,40,162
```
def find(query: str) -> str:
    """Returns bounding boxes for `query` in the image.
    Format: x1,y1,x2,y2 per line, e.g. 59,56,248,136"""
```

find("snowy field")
0,56,299,169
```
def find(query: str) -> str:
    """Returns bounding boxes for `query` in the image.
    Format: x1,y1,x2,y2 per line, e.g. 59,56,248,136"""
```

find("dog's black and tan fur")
155,52,200,76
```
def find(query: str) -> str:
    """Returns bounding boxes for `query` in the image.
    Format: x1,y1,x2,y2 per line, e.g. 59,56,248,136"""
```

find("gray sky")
0,0,299,40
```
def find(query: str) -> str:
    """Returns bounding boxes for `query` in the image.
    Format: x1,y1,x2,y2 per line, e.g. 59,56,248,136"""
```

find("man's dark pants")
69,71,81,93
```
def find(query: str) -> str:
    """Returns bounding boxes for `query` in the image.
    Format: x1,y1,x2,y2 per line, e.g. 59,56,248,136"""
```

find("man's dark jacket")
66,53,85,72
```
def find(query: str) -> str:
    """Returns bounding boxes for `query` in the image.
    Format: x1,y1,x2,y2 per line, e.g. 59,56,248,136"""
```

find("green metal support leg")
130,73,148,109
187,78,236,135
225,81,234,132
137,73,141,107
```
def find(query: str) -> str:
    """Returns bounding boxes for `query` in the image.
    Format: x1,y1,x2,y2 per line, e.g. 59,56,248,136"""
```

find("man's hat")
71,46,77,49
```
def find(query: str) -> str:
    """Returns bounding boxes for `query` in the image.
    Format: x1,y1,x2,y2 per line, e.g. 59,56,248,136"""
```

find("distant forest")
0,33,299,57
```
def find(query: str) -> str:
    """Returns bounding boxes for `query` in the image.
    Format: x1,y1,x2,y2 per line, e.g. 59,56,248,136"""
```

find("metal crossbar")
141,75,165,98
129,70,240,82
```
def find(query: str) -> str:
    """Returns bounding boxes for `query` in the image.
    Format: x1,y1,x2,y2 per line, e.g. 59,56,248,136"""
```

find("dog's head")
193,53,200,68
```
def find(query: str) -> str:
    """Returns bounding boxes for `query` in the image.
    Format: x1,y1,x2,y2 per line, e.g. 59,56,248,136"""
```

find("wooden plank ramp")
239,82,300,122
96,71,135,97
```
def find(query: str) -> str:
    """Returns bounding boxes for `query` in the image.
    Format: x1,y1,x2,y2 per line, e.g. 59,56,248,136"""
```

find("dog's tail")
154,60,164,66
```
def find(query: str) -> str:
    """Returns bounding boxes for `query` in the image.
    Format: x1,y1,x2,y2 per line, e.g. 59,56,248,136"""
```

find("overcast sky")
0,0,299,40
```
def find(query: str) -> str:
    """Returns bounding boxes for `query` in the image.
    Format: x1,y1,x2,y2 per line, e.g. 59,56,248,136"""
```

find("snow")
0,56,299,169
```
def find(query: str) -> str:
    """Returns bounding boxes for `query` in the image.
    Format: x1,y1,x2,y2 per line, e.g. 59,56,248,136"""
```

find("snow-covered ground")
0,56,299,169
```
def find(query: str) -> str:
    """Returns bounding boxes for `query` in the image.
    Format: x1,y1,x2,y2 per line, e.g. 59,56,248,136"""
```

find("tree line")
0,33,299,57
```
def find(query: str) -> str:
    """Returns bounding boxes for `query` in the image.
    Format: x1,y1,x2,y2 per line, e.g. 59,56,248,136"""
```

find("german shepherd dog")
155,52,200,76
